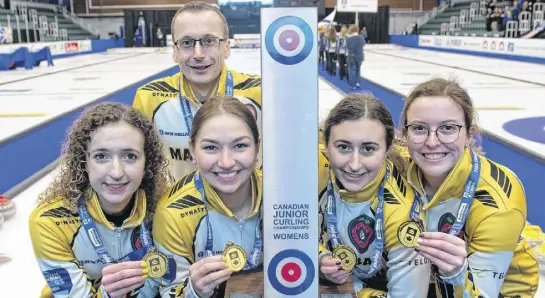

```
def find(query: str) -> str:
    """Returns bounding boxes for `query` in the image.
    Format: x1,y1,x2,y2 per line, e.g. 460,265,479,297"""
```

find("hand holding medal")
321,168,390,286
332,244,357,271
142,247,169,278
189,255,232,298
223,241,247,272
415,232,468,277
319,255,351,285
101,261,149,297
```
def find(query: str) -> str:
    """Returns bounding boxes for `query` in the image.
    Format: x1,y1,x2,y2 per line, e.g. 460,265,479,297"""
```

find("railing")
1,1,79,44
389,10,430,34
414,3,450,29
450,0,475,6
12,0,56,12
4,0,99,43
58,5,99,37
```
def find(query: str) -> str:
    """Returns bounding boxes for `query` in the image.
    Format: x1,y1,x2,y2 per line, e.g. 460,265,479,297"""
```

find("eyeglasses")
174,37,226,51
405,124,465,144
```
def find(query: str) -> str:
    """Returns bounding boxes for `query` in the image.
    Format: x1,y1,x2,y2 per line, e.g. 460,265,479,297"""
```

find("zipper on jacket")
115,227,122,259
238,219,245,248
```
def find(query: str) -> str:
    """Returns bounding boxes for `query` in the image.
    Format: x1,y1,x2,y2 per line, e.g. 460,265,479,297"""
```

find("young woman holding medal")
29,103,171,297
153,95,262,298
401,77,539,298
317,94,431,297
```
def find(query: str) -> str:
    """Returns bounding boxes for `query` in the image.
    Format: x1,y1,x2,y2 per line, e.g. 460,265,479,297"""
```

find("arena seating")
418,0,544,38
0,3,97,44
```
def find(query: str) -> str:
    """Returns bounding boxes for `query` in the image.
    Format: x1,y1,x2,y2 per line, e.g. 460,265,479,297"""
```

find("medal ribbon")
410,150,481,236
325,167,390,278
178,70,234,134
194,172,262,270
78,197,152,264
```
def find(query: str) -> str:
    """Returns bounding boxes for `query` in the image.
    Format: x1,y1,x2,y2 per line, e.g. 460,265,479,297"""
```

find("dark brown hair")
323,93,407,173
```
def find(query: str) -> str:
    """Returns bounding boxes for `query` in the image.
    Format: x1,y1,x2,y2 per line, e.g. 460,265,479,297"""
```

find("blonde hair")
327,26,337,43
340,25,348,37
171,1,229,39
348,24,359,34
38,103,171,221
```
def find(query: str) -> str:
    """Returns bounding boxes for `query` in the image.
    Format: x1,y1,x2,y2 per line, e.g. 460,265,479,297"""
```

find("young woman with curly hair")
29,102,171,298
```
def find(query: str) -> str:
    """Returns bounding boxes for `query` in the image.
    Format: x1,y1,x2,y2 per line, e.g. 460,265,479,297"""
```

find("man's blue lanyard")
178,70,234,134
78,196,152,264
325,168,390,278
409,150,481,236
194,172,262,270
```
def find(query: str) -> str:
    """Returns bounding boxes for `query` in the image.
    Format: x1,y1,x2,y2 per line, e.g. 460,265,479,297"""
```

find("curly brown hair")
38,102,171,221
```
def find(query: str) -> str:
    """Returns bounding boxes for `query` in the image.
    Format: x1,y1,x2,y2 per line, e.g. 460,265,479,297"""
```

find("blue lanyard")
325,167,390,278
77,196,152,264
178,70,234,134
410,150,481,236
193,172,262,270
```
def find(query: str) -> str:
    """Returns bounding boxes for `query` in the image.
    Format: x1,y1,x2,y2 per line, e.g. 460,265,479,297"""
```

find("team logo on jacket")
131,226,143,250
348,214,376,254
438,213,464,239
131,223,152,250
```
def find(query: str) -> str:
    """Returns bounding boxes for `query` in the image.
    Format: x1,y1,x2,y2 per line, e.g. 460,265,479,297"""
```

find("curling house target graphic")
267,249,315,295
265,16,314,65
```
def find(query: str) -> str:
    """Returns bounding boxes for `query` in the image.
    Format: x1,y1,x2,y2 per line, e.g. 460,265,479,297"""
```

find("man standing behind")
133,1,262,180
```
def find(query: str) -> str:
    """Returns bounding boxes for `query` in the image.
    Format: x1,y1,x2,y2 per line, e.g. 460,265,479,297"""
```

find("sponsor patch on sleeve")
43,268,72,295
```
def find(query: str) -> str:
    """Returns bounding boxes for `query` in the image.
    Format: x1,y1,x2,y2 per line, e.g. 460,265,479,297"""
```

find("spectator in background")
527,0,535,13
319,30,327,70
522,0,529,12
512,0,520,22
503,6,513,29
486,7,494,31
326,26,337,76
490,7,501,32
497,7,506,31
346,24,365,90
336,25,348,81
412,21,419,34
360,26,368,42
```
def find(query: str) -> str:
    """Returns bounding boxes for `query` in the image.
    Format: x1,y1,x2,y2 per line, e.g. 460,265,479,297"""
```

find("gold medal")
333,244,357,271
397,221,423,248
142,248,168,278
223,242,247,272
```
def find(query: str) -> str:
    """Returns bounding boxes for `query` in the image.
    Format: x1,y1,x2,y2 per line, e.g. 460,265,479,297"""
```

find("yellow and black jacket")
407,148,539,298
153,170,263,298
318,147,431,298
29,189,159,298
133,67,262,180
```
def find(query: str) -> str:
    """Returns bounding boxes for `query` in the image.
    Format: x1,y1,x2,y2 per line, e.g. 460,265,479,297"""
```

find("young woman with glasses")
400,77,539,298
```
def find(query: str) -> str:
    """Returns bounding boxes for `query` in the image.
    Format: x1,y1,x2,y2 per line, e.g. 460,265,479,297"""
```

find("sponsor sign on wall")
0,40,92,55
418,35,545,59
